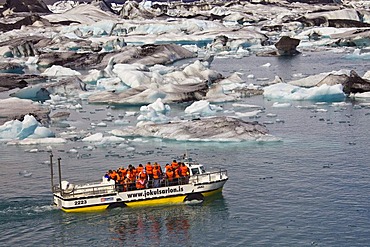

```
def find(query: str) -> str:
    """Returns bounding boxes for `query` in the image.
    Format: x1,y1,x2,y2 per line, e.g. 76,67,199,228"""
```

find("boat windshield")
191,168,200,175
191,166,206,175
200,165,206,173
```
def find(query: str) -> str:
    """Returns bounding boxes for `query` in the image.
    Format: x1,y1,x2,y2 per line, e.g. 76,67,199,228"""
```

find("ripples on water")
1,53,370,246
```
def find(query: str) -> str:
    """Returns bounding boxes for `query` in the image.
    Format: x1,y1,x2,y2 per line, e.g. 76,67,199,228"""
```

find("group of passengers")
104,160,190,191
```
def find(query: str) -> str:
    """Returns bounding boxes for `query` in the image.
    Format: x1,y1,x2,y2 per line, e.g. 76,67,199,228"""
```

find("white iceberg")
41,65,81,77
184,100,223,116
82,133,104,142
0,115,55,140
140,98,170,113
263,83,345,101
272,102,292,108
138,98,171,123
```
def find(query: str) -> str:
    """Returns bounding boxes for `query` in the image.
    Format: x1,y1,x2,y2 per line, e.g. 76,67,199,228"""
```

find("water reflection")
109,195,228,246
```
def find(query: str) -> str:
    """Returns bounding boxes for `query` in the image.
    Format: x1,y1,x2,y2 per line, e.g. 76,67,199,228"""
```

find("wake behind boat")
50,154,228,213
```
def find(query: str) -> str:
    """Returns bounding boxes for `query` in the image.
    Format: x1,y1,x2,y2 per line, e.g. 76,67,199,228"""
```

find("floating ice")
19,170,32,177
350,92,370,99
137,109,169,124
111,116,274,142
28,126,55,139
41,65,81,77
96,122,108,127
232,103,263,109
272,102,292,108
184,100,222,116
263,83,345,101
7,138,67,145
82,133,103,142
137,98,171,123
81,132,126,146
0,115,55,140
288,70,350,87
234,110,262,118
140,98,170,113
96,77,128,92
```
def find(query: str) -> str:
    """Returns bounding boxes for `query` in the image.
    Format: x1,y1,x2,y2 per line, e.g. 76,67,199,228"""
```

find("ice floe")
184,100,223,117
263,83,346,101
110,116,277,142
0,114,54,140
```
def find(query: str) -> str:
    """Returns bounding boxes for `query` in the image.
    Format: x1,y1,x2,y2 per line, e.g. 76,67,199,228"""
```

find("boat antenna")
50,153,54,193
58,157,63,196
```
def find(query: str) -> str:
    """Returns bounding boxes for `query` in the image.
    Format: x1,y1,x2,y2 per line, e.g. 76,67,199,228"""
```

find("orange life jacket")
171,161,179,170
166,170,174,181
127,170,135,181
110,171,118,181
116,173,121,182
153,166,161,179
139,171,147,180
118,168,127,178
174,168,180,179
146,163,153,175
136,166,144,174
180,166,189,176
136,178,146,189
165,164,171,172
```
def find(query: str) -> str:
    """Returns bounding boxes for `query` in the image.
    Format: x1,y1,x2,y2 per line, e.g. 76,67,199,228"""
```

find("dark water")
1,51,370,246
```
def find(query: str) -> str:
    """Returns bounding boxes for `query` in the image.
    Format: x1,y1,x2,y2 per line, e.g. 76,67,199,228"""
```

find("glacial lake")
1,51,370,246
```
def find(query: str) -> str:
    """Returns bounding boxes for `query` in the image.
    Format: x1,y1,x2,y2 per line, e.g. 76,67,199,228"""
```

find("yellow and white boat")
50,155,228,213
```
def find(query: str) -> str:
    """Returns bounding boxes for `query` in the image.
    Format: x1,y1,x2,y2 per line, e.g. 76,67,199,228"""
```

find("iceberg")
6,138,67,145
111,116,273,142
41,65,81,77
140,98,170,113
184,100,223,116
288,70,351,87
138,99,170,123
272,102,292,108
87,60,222,105
0,114,55,140
350,92,370,99
263,83,346,101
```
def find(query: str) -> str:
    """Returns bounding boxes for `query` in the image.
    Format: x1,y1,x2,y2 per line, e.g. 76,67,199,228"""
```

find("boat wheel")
184,193,204,203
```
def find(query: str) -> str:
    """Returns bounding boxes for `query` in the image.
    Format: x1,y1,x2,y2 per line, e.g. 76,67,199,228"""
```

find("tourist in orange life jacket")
132,166,137,179
115,171,123,191
116,171,126,192
136,164,144,174
152,162,162,188
126,167,136,190
166,167,174,186
180,162,190,184
171,160,179,170
118,167,127,179
165,163,171,173
146,162,153,187
110,170,118,181
136,170,147,190
122,177,129,192
173,166,180,185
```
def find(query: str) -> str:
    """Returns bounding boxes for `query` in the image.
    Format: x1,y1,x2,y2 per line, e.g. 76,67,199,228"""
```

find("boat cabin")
182,157,206,176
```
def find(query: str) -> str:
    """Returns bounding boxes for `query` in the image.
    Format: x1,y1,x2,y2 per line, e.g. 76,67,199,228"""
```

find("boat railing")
54,182,116,198
190,168,228,184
